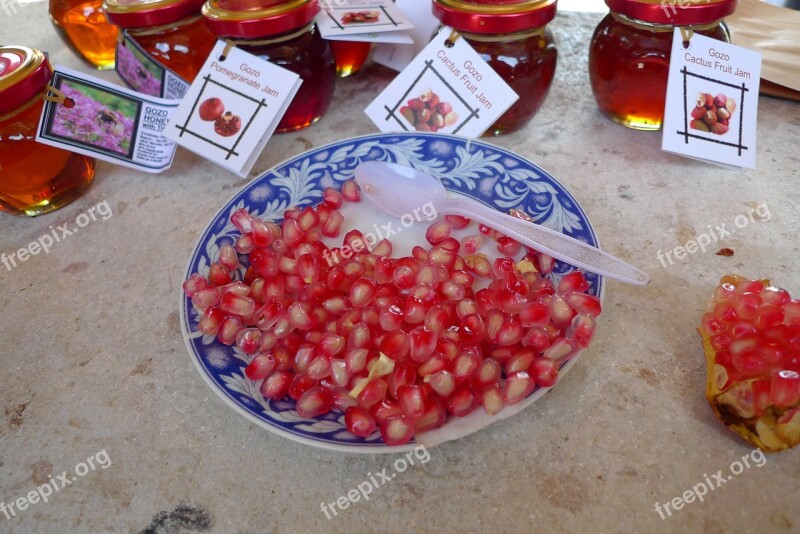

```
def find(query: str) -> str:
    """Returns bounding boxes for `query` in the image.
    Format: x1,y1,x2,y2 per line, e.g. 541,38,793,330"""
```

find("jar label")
372,0,441,72
163,40,302,178
317,0,415,39
662,30,762,169
36,65,179,173
365,26,519,138
116,33,191,100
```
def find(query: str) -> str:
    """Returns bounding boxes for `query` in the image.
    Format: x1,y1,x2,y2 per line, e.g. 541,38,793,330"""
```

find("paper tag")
365,28,519,137
116,33,190,100
662,30,762,169
36,66,178,173
316,0,414,38
373,0,441,71
164,40,301,177
325,31,414,44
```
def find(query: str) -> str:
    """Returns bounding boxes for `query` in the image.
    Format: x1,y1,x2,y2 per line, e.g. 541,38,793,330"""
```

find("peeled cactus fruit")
699,275,800,452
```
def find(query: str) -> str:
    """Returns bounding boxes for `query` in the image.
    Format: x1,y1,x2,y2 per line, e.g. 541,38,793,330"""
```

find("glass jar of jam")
0,47,95,217
104,0,217,83
432,0,558,136
588,0,734,130
202,0,336,133
50,0,119,70
331,40,372,77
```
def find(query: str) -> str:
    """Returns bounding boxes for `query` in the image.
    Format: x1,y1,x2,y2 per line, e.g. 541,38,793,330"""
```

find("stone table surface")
2,6,799,534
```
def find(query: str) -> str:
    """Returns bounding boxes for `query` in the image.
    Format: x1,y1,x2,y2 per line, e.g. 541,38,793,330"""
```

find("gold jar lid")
104,0,205,28
0,46,52,114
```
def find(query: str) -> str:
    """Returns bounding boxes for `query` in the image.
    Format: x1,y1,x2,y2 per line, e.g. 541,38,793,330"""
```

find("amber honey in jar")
0,47,95,217
432,0,558,136
331,40,372,77
50,0,120,70
104,0,217,85
202,0,336,133
588,0,734,130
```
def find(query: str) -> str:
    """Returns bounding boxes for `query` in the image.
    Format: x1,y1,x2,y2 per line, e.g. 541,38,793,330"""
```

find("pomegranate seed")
464,254,492,277
451,349,481,381
342,259,366,280
450,270,474,288
425,370,456,397
439,280,465,301
323,187,344,208
287,302,315,330
404,296,427,324
447,384,479,416
234,233,255,255
182,273,208,297
460,235,485,256
349,278,377,308
426,220,452,245
388,363,416,399
533,252,555,274
408,326,438,362
236,328,261,354
370,399,404,425
249,219,272,248
296,206,319,232
245,354,276,380
415,397,446,432
321,210,344,238
417,354,448,377
428,246,456,269
296,386,332,418
445,215,470,229
282,218,304,247
341,180,360,202
380,330,410,360
478,224,499,237
412,246,428,261
439,237,460,252
398,385,425,418
456,298,478,319
380,414,415,445
424,304,451,334
217,315,243,345
293,344,316,373
550,295,576,326
558,271,590,294
231,208,253,233
192,288,220,309
345,348,369,374
506,347,536,374
307,356,332,380
531,358,559,388
497,236,522,257
570,314,596,348
503,371,535,404
330,359,349,387
473,358,501,387
480,384,504,415
345,406,377,438
198,306,224,336
288,372,316,400
320,332,346,356
565,293,602,317
208,263,231,286
260,370,293,399
543,337,577,361
356,378,388,408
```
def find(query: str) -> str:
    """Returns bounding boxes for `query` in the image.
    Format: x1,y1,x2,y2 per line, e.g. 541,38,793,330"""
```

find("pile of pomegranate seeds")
700,275,800,452
183,180,602,445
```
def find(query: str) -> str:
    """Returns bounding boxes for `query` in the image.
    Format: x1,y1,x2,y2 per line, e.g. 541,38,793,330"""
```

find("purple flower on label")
52,82,135,156
117,42,162,96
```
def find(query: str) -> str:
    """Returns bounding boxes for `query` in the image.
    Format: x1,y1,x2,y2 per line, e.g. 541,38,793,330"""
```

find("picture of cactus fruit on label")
400,89,458,133
341,11,380,24
690,92,736,136
198,97,242,137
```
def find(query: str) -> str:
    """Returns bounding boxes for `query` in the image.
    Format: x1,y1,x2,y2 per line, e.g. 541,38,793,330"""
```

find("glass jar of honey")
104,0,217,84
331,41,372,77
0,47,95,217
202,0,336,133
588,0,735,130
432,0,558,136
50,0,119,70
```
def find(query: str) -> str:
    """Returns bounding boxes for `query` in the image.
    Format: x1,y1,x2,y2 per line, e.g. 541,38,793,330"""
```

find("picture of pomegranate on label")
341,11,380,24
400,89,458,133
690,92,736,136
199,97,225,122
214,112,242,137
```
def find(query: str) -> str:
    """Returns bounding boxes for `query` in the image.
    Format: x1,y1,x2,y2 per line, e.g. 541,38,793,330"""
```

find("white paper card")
325,31,414,45
164,41,301,177
316,0,414,38
373,0,441,71
116,33,190,99
36,66,178,174
662,30,762,169
365,28,519,138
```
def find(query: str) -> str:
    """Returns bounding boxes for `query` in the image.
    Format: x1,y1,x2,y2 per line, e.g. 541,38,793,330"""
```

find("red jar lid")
0,46,52,115
432,0,557,34
202,0,319,38
104,0,206,28
604,0,736,26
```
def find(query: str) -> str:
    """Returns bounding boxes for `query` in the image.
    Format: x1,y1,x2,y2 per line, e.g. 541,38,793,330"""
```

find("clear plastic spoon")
354,161,650,286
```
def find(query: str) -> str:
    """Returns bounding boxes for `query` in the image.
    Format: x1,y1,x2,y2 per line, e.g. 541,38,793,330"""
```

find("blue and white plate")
181,132,604,454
